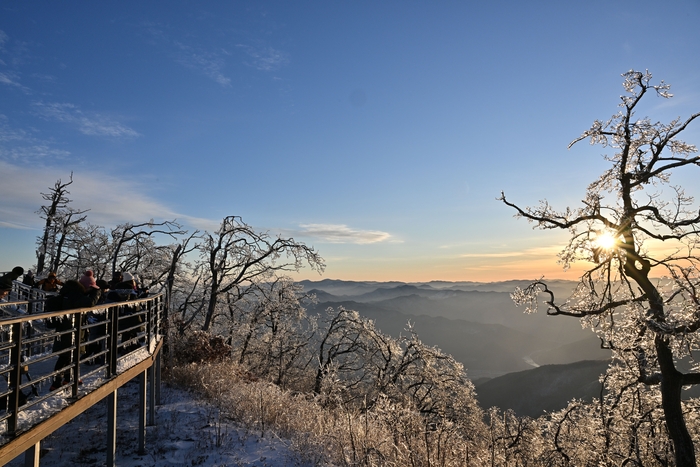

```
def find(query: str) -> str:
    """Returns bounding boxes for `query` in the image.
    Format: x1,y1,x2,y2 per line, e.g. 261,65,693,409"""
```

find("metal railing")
0,281,164,438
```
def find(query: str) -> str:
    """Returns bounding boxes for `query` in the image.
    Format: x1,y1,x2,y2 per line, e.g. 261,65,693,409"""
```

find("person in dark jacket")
46,280,101,390
106,272,146,354
83,279,110,364
107,271,123,290
22,270,35,288
0,267,24,298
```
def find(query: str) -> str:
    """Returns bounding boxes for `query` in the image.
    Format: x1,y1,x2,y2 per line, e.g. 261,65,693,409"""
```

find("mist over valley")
299,279,612,415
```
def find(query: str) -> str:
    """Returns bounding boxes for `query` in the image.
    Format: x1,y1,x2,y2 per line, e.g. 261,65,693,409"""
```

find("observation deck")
0,282,164,467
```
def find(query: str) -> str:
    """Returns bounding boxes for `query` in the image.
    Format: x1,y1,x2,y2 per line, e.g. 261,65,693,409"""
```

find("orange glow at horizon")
293,239,686,284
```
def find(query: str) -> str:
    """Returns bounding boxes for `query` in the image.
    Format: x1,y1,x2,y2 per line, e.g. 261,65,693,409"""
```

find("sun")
594,231,618,251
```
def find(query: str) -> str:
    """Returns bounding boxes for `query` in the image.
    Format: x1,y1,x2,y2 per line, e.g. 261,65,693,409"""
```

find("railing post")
155,295,161,342
155,350,162,406
148,364,155,426
23,441,40,467
107,306,119,377
72,312,82,397
138,370,146,455
146,298,152,351
106,389,117,467
7,322,23,436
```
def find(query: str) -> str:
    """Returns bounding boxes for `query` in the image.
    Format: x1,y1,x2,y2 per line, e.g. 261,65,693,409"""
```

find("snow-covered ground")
5,380,314,467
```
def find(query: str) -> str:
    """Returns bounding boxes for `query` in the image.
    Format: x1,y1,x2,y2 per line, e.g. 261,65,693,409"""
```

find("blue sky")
1,1,699,282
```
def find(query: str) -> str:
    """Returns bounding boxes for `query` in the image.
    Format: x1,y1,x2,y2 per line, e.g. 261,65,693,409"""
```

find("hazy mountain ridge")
307,299,563,378
299,279,578,298
302,279,610,373
301,279,612,413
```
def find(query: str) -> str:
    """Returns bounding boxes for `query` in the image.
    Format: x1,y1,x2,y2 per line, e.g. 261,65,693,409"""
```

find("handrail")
0,281,165,452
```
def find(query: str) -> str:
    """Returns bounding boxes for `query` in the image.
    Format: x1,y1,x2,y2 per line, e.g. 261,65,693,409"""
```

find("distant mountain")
299,279,578,300
302,279,606,380
475,359,700,418
475,360,610,417
305,289,337,303
302,280,586,344
372,291,587,344
307,299,561,379
298,279,406,297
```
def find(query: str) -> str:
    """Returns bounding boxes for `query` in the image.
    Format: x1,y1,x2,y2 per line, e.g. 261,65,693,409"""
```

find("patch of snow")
4,381,315,466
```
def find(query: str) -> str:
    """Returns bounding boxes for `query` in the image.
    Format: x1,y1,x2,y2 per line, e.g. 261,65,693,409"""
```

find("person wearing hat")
79,270,99,291
36,272,63,292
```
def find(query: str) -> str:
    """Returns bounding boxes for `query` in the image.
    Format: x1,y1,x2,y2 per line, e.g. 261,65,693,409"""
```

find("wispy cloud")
0,71,20,87
32,102,140,138
30,73,56,83
0,144,71,162
0,115,27,142
294,224,392,244
174,41,231,86
143,23,232,87
460,252,525,258
142,23,288,85
0,161,217,232
0,30,31,93
460,245,563,259
236,44,289,72
0,71,29,92
0,115,71,163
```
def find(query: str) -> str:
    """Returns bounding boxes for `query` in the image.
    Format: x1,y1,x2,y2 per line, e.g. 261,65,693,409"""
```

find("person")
22,270,35,288
106,272,145,354
45,280,101,390
78,270,98,291
36,272,63,292
0,267,24,300
83,278,110,364
108,271,123,290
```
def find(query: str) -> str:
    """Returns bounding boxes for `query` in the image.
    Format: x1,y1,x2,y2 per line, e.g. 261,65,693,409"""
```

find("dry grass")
168,361,481,467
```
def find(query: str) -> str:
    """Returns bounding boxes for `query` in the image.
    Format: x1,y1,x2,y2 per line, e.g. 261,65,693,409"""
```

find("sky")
1,1,699,283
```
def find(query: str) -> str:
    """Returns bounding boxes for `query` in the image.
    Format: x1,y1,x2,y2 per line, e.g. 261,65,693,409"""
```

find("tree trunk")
203,293,217,332
656,336,696,466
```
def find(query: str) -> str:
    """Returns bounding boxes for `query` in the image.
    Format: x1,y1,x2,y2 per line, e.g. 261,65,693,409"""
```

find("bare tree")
164,231,200,320
198,215,324,331
501,70,700,466
36,174,88,275
108,220,186,277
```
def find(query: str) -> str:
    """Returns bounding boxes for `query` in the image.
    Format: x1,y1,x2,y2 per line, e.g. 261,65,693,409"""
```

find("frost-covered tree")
228,277,317,388
314,307,379,397
501,70,700,466
60,222,111,278
198,215,324,331
108,220,186,279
